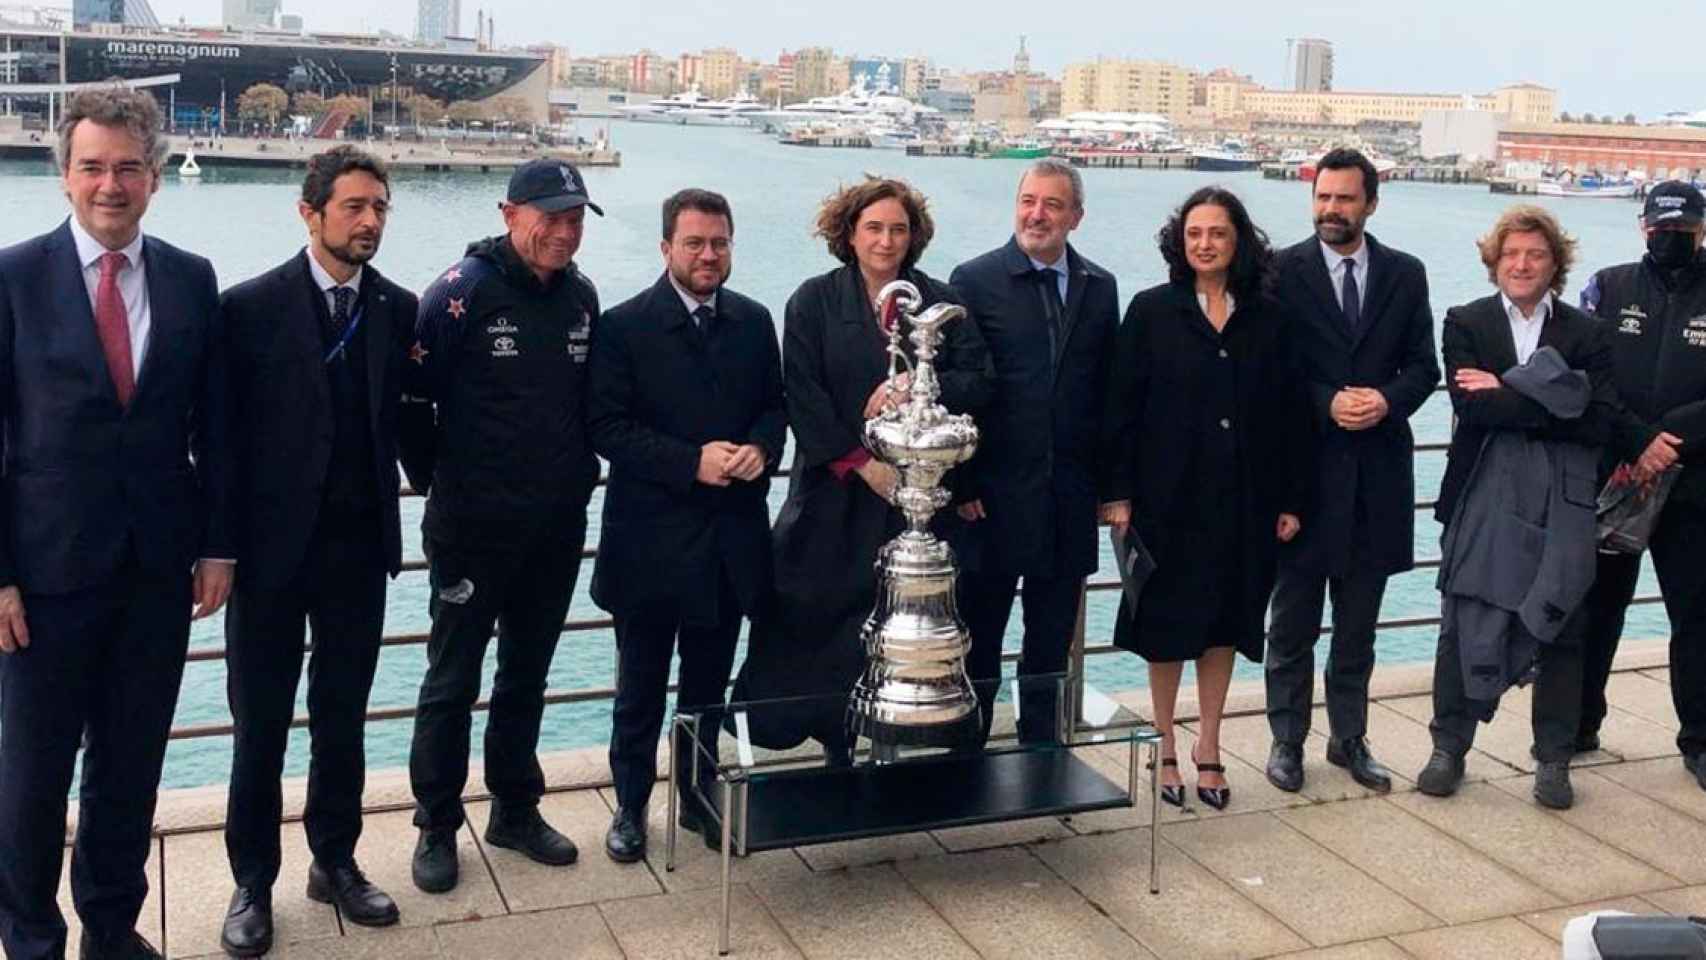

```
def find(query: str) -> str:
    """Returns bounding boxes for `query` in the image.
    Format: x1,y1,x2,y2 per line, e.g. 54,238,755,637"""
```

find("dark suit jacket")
587,274,786,626
0,220,232,595
1276,235,1441,577
222,251,418,588
949,238,1119,579
1435,294,1617,525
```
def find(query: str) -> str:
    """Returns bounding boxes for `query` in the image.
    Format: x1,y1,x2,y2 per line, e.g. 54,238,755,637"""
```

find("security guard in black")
400,159,604,891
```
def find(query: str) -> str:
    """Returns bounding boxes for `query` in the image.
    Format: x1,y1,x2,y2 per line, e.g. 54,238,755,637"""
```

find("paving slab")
1390,782,1675,902
752,863,979,960
56,838,163,954
896,847,1153,959
160,829,337,958
792,832,944,872
1185,714,1384,804
1277,797,1557,923
599,885,803,959
1069,731,1306,834
1501,685,1674,764
1382,693,1543,774
430,905,623,959
1163,812,1435,946
1316,702,1511,787
1490,771,1706,884
1592,756,1706,821
1031,829,1308,959
613,788,813,894
185,926,445,959
1644,885,1706,916
1267,942,1410,960
475,791,660,912
1602,671,1681,730
1390,916,1560,959
1514,897,1661,941
930,815,1075,852
341,807,504,936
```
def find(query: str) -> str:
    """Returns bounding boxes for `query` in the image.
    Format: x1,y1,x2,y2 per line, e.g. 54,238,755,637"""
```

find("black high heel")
1193,746,1231,811
1145,755,1185,808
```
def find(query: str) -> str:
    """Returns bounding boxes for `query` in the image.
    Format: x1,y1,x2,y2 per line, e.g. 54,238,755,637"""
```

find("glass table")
667,673,1163,955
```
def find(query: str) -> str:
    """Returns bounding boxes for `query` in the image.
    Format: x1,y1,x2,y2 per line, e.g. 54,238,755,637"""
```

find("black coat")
948,238,1119,579
732,264,993,748
587,274,786,626
1100,282,1312,661
1436,295,1618,525
0,221,233,595
1275,235,1441,577
222,252,417,588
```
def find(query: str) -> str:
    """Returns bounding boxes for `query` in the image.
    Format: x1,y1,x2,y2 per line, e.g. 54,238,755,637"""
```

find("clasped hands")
1331,386,1390,431
1097,500,1300,543
697,441,767,486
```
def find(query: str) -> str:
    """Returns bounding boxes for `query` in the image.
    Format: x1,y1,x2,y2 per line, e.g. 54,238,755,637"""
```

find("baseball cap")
1642,181,1704,228
506,158,604,216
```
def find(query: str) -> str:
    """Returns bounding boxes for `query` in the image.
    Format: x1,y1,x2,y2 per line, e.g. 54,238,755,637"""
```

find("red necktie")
95,251,135,406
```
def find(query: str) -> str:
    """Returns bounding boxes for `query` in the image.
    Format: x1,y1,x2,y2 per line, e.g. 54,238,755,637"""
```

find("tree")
1580,112,1597,123
1623,112,1638,125
488,96,534,126
446,100,486,127
1558,111,1574,123
406,94,445,126
236,82,289,131
325,94,371,121
291,91,326,117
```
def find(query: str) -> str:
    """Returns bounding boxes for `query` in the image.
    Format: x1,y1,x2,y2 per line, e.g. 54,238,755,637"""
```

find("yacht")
1191,139,1262,172
747,78,937,133
619,87,765,127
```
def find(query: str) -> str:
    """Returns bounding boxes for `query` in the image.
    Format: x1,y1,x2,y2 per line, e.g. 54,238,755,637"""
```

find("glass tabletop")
674,672,1159,781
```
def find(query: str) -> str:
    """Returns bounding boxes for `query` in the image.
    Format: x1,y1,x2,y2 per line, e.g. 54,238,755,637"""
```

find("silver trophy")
848,280,981,746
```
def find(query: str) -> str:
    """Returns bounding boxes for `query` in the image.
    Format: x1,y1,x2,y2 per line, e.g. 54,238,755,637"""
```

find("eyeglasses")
676,237,732,255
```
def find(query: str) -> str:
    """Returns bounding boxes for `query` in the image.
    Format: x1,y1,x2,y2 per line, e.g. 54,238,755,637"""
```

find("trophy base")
846,690,980,750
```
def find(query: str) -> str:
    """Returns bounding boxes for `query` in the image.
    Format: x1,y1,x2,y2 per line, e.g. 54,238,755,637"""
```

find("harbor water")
0,120,1668,788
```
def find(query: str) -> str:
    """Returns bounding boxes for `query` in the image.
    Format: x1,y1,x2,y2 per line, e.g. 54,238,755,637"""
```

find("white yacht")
747,78,938,133
619,87,765,127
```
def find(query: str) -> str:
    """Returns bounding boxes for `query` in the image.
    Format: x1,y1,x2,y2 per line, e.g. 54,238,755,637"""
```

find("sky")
144,0,1698,118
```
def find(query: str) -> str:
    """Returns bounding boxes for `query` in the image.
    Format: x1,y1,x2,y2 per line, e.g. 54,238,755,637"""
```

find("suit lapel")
362,266,392,436
1054,249,1088,382
134,237,179,409
292,252,334,411
1351,237,1397,351
1481,296,1520,373
836,265,889,387
1296,243,1353,348
46,224,120,408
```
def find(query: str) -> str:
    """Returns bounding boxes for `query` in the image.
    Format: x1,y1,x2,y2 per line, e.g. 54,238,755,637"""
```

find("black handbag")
1596,466,1681,554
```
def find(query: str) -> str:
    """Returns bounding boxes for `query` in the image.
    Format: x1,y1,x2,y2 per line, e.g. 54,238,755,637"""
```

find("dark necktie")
330,286,355,334
692,303,714,335
1341,258,1361,334
1034,267,1064,361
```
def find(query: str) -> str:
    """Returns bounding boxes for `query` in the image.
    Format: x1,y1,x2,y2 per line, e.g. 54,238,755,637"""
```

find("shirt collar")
1501,291,1553,323
667,271,717,316
1320,238,1368,275
305,247,363,295
69,216,144,271
1027,249,1069,276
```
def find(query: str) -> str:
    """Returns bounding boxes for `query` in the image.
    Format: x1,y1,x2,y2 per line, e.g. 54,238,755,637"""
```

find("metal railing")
165,414,1671,745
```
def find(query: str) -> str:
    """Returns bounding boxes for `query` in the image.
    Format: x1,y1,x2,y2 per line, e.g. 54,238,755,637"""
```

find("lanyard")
323,302,366,364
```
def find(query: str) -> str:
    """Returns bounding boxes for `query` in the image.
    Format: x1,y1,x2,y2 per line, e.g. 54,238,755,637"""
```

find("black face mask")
1647,229,1701,270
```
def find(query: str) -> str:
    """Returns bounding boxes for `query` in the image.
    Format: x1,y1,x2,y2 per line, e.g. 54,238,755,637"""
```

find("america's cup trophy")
848,280,981,748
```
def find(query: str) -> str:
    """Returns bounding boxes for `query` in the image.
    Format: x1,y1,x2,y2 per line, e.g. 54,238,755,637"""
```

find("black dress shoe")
1533,760,1574,810
412,828,460,894
1266,741,1305,793
307,860,400,927
219,886,273,958
1574,731,1601,754
485,808,579,866
605,807,647,863
1416,749,1466,797
1685,752,1706,793
1327,737,1393,793
79,929,162,959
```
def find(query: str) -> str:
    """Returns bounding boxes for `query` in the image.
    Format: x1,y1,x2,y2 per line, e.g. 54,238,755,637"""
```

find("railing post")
1069,581,1087,734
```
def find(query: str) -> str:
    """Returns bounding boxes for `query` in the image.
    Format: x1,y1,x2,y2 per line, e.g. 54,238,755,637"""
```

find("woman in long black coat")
731,177,993,757
1100,187,1311,809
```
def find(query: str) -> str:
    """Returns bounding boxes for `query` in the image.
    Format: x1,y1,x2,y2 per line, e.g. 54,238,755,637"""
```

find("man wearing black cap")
1579,180,1706,793
399,159,604,892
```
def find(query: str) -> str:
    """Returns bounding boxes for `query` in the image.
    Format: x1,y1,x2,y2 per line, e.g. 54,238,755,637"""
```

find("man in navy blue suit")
0,87,234,960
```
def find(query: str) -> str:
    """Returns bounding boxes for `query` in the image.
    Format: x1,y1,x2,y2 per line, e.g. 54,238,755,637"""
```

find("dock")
80,639,1706,958
1263,162,1489,186
1057,150,1196,170
0,132,621,172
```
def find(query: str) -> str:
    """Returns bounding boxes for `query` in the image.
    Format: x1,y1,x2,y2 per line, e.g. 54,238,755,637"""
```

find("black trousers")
409,532,583,832
960,568,1082,745
608,568,742,814
0,560,191,960
1429,614,1585,763
1264,564,1388,745
1575,549,1642,743
223,516,387,890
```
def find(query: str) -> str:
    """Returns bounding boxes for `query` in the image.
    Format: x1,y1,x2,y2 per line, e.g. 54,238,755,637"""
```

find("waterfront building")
1208,81,1555,126
1291,38,1333,92
1497,121,1706,179
789,46,834,99
222,0,278,30
415,0,460,44
71,0,158,27
1061,58,1194,121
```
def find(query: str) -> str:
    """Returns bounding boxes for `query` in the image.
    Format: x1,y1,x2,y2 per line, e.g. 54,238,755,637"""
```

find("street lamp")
389,54,399,135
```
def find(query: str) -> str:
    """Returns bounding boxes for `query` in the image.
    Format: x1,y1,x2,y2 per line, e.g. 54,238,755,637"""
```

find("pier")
0,132,621,172
1057,150,1195,170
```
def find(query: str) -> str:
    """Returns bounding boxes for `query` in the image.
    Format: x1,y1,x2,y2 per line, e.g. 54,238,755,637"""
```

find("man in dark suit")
0,87,234,960
1263,149,1441,794
949,160,1119,744
216,146,417,957
1418,205,1616,809
589,188,785,862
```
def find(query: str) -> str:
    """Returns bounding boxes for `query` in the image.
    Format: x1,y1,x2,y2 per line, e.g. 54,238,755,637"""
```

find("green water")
0,120,1669,788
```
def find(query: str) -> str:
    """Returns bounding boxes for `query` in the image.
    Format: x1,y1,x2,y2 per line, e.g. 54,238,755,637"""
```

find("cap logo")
560,164,578,193
1656,196,1685,209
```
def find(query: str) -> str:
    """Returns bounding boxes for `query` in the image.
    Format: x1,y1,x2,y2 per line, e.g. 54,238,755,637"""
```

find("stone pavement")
65,642,1706,959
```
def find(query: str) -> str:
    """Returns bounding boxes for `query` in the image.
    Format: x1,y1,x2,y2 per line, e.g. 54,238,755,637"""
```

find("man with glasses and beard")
1263,148,1441,796
217,145,416,955
588,188,784,862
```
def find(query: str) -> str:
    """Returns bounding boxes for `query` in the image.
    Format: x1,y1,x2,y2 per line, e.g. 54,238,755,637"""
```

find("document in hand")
1110,523,1156,610
1597,465,1681,554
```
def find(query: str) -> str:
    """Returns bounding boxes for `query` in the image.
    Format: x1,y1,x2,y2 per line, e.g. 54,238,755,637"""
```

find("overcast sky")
146,0,1696,117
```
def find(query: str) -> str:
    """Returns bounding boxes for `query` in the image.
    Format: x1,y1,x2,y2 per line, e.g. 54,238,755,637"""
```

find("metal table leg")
719,777,733,956
1149,738,1161,894
666,716,679,872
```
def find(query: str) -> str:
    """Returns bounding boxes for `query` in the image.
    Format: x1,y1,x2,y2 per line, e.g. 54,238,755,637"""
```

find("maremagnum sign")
102,40,243,66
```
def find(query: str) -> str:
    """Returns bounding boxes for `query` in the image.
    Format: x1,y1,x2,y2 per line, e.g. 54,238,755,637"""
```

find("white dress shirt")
69,217,149,378
1500,291,1552,365
304,247,364,316
1196,290,1237,321
1027,250,1070,304
1320,238,1370,312
667,271,717,320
